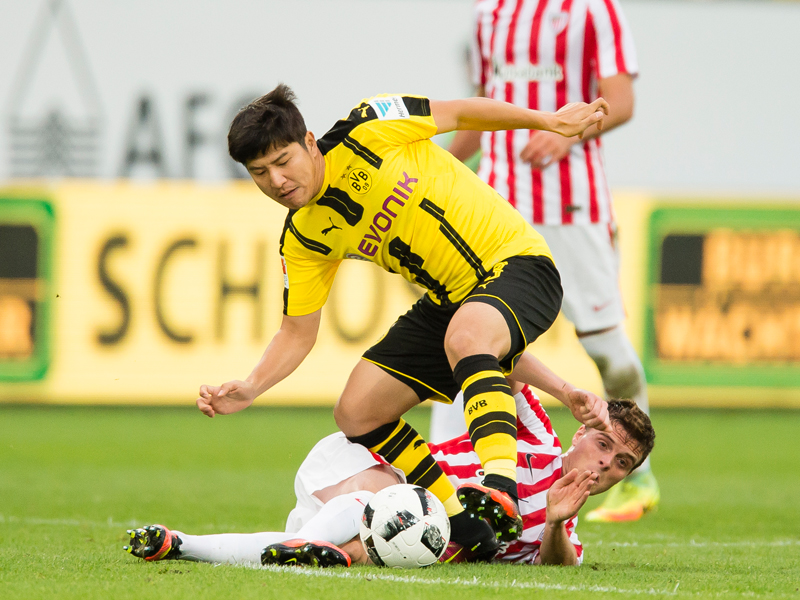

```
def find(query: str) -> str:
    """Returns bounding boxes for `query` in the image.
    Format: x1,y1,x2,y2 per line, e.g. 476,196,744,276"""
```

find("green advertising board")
643,204,800,388
0,197,54,381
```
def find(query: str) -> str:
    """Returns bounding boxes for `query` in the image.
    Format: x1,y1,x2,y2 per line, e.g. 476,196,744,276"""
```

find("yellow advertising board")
1,183,799,407
0,182,422,405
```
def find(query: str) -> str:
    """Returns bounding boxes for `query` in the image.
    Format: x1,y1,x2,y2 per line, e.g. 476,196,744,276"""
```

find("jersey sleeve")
350,95,438,149
500,515,583,565
566,516,584,566
516,385,562,452
281,250,341,316
588,0,639,79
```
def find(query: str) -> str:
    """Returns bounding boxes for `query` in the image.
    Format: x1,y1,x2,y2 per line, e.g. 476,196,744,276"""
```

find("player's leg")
174,531,292,565
124,491,374,567
335,360,464,523
294,491,373,544
445,300,519,499
539,223,659,522
334,360,422,437
124,525,292,565
449,255,561,530
337,297,499,559
125,436,393,567
262,490,375,567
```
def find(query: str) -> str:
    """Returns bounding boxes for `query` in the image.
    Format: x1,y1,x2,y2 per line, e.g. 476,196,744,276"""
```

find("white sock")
579,326,652,473
429,393,467,444
295,491,374,546
171,491,374,565
174,530,292,565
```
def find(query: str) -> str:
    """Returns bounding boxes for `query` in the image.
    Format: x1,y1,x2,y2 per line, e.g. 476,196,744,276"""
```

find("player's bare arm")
521,73,635,168
196,310,321,417
535,468,597,566
447,87,486,162
430,96,608,139
510,352,611,430
577,73,634,142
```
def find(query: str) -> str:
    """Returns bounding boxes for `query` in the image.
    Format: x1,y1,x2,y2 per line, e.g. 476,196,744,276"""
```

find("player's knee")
333,394,382,436
601,362,645,400
444,328,484,366
590,352,645,399
333,396,359,434
579,327,646,400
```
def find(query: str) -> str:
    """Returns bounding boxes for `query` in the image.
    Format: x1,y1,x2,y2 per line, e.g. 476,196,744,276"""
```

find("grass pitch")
1,403,799,599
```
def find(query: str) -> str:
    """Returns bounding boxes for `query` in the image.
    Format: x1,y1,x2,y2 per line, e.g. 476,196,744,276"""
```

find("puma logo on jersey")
322,217,341,236
357,172,418,257
478,261,508,289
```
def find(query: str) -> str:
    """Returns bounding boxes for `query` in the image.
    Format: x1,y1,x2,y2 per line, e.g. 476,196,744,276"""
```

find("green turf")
1,404,799,599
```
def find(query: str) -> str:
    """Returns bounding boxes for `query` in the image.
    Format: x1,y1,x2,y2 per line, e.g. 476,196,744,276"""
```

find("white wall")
608,0,800,193
1,0,799,191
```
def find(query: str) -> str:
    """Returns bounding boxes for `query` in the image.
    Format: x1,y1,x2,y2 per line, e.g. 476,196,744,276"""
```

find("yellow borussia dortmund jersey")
280,94,552,316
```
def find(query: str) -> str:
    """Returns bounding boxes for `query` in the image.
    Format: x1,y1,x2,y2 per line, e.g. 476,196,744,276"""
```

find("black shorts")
362,255,562,402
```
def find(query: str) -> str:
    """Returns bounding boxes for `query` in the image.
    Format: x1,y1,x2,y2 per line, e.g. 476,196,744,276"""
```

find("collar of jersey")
308,151,332,207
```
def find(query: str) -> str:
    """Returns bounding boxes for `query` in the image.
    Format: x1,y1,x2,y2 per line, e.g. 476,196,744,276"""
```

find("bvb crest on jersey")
348,168,372,195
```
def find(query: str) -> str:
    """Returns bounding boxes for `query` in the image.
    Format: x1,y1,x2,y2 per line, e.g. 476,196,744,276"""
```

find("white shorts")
284,432,403,533
535,222,626,332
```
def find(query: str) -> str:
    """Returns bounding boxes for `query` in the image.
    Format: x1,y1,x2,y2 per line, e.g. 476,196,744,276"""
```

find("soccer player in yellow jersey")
197,84,608,560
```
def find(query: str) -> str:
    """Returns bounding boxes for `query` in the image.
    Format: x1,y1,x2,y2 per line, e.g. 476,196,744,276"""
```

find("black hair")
228,83,307,165
607,399,655,470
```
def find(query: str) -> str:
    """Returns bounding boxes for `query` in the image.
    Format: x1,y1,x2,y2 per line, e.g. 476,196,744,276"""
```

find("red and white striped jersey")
428,385,583,565
471,0,637,226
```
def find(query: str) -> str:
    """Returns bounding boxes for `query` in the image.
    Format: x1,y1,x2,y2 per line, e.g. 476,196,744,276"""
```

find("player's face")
562,422,642,495
245,132,323,210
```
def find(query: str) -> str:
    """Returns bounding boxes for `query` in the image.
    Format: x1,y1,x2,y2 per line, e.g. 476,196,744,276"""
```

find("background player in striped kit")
436,0,659,523
124,383,654,567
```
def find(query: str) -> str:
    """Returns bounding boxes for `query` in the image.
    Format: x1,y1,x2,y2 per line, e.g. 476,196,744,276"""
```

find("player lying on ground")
197,85,608,558
126,385,654,567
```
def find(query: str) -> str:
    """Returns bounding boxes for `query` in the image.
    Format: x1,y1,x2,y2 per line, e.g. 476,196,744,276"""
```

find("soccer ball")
359,483,450,568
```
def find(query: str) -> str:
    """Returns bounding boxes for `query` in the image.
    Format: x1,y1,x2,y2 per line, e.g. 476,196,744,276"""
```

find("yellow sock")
455,355,518,482
350,419,462,515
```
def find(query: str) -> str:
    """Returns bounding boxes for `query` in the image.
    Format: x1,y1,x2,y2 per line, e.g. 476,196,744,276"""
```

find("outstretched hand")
567,388,611,431
196,380,257,418
550,98,609,138
546,468,598,524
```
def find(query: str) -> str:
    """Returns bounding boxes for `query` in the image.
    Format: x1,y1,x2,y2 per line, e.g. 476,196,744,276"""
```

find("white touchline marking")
2,514,799,553
2,514,795,597
0,514,141,528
